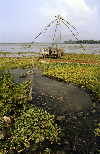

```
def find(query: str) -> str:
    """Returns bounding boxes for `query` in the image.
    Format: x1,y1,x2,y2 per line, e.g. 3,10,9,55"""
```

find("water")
32,67,93,114
0,43,100,57
9,67,93,113
9,68,32,84
31,67,100,153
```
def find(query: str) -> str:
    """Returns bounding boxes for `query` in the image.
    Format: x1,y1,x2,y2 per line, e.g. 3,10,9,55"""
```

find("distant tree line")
64,39,100,44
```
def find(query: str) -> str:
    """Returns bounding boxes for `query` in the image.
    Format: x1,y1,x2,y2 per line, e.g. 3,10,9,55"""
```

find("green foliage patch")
40,62,100,99
0,105,61,154
18,73,27,78
94,123,100,136
0,57,32,71
0,71,61,153
0,71,31,117
62,53,100,62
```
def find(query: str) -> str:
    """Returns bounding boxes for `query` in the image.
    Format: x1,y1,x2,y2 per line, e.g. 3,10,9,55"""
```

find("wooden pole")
28,56,34,102
44,48,45,58
40,48,41,58
56,44,58,58
58,14,60,28
32,56,34,71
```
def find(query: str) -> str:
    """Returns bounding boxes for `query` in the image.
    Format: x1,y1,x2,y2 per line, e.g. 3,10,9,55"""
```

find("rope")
61,19,85,50
28,15,85,50
28,19,57,48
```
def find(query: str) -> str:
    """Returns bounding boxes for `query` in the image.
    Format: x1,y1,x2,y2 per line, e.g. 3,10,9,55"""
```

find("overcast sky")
0,0,100,43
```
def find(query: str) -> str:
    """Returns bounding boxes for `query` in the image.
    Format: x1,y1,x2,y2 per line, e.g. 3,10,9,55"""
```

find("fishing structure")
29,15,85,58
28,15,85,101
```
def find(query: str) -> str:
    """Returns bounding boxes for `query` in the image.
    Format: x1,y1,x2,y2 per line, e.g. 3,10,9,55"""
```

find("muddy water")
11,67,100,153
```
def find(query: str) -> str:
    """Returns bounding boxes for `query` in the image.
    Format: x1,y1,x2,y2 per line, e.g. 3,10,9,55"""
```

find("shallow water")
10,67,93,113
9,68,32,84
32,67,92,114
11,67,100,153
0,43,100,57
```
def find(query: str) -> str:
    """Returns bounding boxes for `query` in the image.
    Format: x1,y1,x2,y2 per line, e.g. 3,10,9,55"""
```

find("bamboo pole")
40,48,41,58
56,44,58,58
28,56,34,102
44,48,45,58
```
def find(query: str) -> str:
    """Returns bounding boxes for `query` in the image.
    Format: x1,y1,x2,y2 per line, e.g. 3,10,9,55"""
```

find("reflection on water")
0,43,100,57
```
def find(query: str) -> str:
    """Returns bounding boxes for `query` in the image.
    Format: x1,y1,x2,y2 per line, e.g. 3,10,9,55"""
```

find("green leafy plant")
27,70,32,74
62,53,100,62
43,148,51,154
18,73,27,78
0,57,32,71
39,62,100,100
0,105,61,154
94,123,100,136
0,71,31,117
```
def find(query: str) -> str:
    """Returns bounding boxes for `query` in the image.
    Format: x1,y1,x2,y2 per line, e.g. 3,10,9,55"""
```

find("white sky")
0,0,100,43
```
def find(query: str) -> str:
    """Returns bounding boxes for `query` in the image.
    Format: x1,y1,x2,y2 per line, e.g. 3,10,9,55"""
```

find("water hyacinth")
18,73,27,78
0,105,61,154
0,57,32,71
40,62,100,100
0,71,30,117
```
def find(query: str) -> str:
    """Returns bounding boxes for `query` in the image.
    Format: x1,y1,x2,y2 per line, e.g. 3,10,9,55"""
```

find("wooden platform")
40,45,64,58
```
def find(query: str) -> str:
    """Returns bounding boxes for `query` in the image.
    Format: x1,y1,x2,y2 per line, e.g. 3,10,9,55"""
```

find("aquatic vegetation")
92,50,97,52
27,70,32,74
43,148,51,153
15,51,35,55
39,62,100,100
68,45,82,49
0,53,100,153
7,106,60,153
0,70,61,154
62,53,100,62
0,51,36,57
18,73,27,78
0,57,32,71
94,123,100,136
0,102,61,154
0,71,31,117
